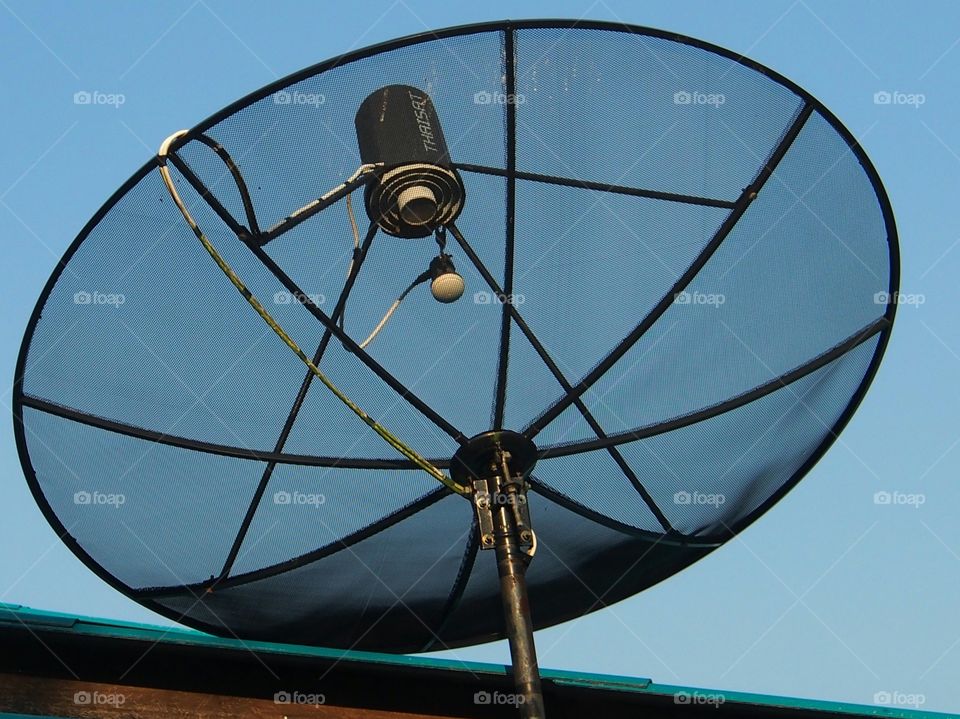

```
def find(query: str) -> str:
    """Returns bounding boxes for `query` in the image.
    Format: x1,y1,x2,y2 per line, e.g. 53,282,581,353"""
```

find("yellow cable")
156,131,465,495
345,192,361,279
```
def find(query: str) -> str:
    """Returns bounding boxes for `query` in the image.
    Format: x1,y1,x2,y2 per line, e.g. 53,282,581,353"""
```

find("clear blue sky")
2,0,958,713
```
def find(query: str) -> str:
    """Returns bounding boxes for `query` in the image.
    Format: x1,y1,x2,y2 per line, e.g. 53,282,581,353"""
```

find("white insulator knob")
430,272,465,303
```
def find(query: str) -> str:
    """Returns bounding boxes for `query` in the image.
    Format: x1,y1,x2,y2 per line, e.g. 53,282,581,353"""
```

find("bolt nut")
481,534,494,546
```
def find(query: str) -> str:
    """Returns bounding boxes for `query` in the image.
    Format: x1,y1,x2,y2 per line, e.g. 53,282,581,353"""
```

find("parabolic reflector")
14,20,897,655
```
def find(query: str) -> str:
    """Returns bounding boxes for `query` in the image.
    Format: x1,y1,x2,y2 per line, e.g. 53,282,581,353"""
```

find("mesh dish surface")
14,20,897,652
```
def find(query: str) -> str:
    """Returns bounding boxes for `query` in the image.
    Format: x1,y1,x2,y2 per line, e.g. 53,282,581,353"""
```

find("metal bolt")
481,534,494,547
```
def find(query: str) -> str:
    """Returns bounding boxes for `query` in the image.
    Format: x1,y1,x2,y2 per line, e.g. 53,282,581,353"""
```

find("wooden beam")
0,673,467,719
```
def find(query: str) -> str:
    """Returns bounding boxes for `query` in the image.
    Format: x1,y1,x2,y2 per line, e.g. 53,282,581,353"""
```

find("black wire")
193,133,262,237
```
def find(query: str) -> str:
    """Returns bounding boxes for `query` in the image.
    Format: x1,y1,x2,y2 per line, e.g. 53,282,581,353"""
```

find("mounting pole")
493,460,545,718
452,430,544,719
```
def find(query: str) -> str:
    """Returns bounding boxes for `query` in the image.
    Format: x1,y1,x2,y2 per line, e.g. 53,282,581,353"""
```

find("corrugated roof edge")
0,602,953,718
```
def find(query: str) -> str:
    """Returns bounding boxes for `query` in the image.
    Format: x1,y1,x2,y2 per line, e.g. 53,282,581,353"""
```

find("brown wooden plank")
0,672,468,719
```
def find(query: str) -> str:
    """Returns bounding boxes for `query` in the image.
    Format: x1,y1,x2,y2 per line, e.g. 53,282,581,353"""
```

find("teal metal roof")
0,601,953,719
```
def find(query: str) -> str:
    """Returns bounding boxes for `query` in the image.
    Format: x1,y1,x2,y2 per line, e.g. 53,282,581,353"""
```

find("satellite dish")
13,20,897,719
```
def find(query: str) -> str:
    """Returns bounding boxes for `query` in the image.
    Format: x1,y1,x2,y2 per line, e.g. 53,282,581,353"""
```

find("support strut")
452,431,545,719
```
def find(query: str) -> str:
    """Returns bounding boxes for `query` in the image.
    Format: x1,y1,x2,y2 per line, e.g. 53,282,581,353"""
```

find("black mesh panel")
15,22,896,653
